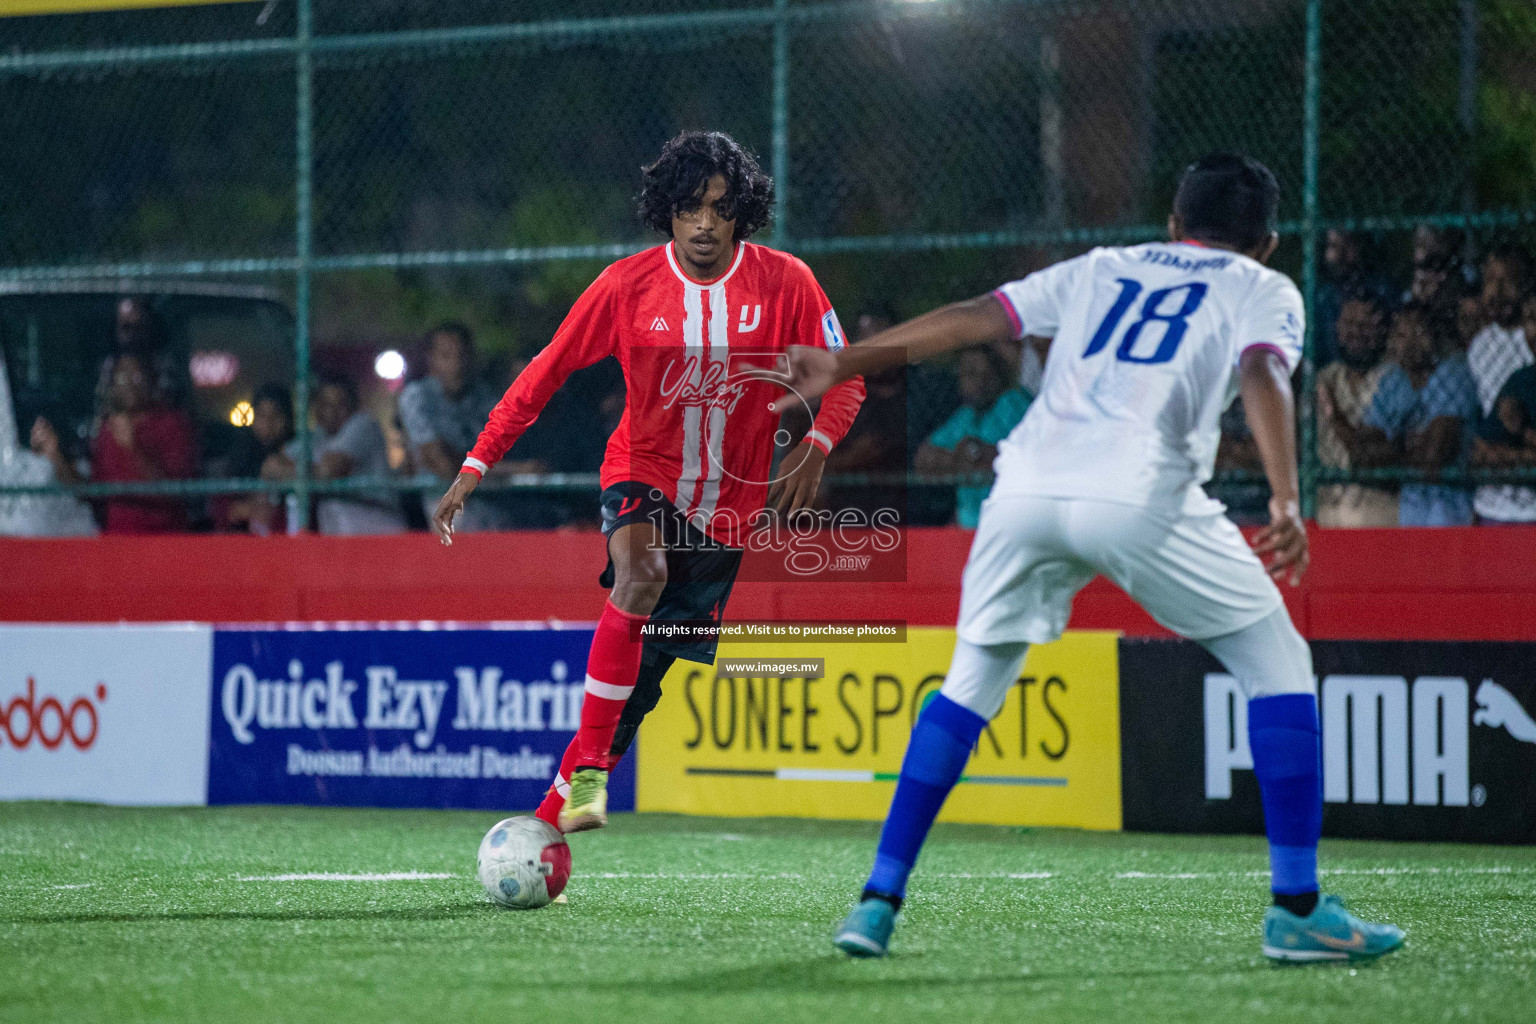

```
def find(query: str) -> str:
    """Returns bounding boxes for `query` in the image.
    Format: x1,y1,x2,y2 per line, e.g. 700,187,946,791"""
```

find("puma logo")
1473,680,1536,745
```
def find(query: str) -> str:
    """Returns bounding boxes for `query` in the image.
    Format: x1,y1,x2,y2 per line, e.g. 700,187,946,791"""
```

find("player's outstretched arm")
432,267,618,547
1240,347,1309,585
768,295,1013,412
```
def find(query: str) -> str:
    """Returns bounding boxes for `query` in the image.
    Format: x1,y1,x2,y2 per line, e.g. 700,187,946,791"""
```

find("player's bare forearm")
831,295,1016,383
1239,348,1299,505
1239,347,1309,584
767,296,1013,413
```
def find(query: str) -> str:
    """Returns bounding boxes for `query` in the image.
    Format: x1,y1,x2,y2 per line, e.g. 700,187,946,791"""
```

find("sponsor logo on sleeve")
821,310,846,352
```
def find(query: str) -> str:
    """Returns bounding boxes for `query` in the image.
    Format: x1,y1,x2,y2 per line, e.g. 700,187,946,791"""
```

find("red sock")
573,600,647,769
535,737,583,828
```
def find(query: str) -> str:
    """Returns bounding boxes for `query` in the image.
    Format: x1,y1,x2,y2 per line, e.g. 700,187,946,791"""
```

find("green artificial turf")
2,803,1533,1024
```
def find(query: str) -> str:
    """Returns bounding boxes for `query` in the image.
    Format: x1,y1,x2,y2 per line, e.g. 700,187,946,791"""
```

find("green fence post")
294,0,314,531
1299,0,1321,521
771,0,789,242
1459,0,1478,214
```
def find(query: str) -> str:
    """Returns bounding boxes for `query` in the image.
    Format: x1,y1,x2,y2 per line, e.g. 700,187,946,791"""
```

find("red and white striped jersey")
464,241,867,546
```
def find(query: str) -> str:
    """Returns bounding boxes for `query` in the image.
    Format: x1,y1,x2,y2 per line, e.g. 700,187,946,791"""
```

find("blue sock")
865,694,986,899
1247,693,1322,897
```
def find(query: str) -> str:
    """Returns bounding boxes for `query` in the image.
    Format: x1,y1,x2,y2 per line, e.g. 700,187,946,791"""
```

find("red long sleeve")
805,375,866,455
781,256,865,455
466,268,618,470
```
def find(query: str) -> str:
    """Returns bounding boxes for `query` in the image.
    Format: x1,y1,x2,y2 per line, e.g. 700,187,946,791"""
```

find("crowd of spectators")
15,304,621,536
13,233,1536,537
1220,228,1536,527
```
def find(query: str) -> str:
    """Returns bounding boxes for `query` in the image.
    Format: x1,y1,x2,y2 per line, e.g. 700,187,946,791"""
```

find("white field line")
1114,866,1527,880
585,872,1055,880
937,872,1055,880
236,872,458,882
586,872,805,880
31,864,1528,889
1325,866,1521,876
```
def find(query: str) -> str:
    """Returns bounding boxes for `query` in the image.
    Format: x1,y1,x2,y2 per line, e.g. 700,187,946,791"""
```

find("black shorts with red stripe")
597,481,743,664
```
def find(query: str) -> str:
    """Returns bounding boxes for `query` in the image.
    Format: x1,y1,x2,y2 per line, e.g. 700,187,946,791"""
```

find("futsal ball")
476,816,571,909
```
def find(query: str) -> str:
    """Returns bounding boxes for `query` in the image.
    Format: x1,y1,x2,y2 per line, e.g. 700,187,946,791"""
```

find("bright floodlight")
374,350,406,381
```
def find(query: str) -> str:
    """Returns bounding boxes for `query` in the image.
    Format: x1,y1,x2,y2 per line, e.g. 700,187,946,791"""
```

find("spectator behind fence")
1404,226,1470,316
35,352,198,534
263,372,406,535
1466,247,1536,523
1314,229,1392,368
94,296,190,413
1457,290,1487,351
3,340,95,537
914,346,1030,528
1315,292,1398,526
1328,304,1478,526
1472,297,1536,503
1211,399,1268,526
213,382,292,534
1405,259,1463,349
398,323,514,532
824,312,910,520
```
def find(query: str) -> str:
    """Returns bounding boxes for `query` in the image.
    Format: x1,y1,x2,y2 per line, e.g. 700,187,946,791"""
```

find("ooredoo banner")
0,624,212,805
208,626,634,813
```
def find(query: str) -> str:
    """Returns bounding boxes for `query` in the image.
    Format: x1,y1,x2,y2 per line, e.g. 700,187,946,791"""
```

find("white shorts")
956,495,1284,645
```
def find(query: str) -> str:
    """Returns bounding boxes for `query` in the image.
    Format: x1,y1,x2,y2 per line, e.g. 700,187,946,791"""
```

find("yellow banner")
637,629,1122,830
0,0,257,18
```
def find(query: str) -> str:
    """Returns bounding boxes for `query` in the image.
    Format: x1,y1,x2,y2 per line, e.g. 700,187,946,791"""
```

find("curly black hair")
637,131,775,241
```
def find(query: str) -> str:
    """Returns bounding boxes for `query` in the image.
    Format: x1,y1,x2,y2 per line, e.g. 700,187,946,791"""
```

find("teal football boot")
1262,894,1405,962
834,898,897,958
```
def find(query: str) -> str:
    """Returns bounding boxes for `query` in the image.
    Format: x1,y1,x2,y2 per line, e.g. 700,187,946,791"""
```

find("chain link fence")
2,0,1535,533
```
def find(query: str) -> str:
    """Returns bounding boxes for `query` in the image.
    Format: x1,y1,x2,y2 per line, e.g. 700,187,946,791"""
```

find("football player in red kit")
432,131,866,834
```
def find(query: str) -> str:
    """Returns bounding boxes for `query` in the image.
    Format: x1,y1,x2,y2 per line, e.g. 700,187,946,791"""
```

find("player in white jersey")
768,154,1405,963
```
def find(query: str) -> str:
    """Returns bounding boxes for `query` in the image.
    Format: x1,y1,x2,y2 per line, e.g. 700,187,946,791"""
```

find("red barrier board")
3,526,1534,640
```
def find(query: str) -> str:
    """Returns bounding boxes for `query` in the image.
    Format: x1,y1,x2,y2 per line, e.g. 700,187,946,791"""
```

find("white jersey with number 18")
989,241,1304,516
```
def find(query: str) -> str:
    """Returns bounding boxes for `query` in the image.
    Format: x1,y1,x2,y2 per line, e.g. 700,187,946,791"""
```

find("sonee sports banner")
1118,639,1536,843
636,628,1124,830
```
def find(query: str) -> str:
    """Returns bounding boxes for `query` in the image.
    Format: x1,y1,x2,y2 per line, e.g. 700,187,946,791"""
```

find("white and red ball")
476,816,571,909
